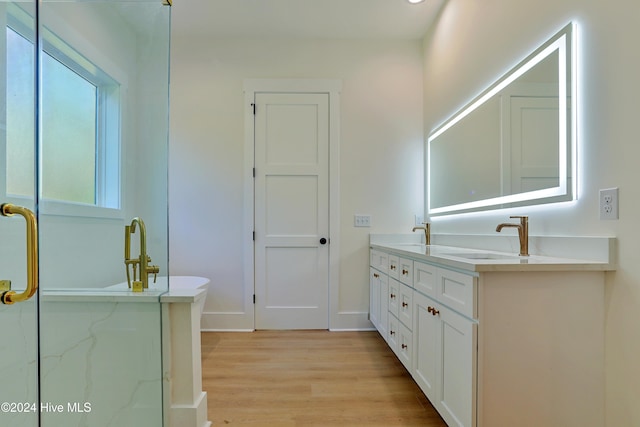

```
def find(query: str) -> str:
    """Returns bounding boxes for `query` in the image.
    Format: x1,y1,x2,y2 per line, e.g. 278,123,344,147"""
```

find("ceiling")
171,0,445,40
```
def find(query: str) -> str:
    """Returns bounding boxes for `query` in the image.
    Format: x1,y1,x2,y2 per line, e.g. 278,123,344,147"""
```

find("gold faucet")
496,215,529,256
124,217,160,292
412,222,431,245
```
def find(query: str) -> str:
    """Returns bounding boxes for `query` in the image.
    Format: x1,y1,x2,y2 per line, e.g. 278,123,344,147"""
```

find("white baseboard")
200,310,374,331
331,311,374,331
201,311,253,331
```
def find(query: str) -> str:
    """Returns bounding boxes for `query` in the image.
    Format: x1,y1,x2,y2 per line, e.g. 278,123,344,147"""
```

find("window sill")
40,198,122,220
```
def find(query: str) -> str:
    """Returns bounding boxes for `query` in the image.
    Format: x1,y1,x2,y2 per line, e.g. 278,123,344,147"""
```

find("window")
5,10,121,211
6,25,34,198
41,50,97,205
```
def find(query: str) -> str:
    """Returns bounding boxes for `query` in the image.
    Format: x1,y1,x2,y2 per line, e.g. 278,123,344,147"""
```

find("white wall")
169,36,424,329
422,1,640,426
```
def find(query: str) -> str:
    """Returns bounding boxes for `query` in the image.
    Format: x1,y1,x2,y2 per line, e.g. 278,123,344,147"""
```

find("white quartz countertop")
371,243,615,272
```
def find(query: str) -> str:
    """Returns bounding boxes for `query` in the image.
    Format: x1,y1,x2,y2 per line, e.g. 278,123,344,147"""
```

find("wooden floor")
201,330,447,426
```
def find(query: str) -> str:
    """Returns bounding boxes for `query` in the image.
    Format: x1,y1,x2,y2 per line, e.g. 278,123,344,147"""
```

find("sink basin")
441,252,519,260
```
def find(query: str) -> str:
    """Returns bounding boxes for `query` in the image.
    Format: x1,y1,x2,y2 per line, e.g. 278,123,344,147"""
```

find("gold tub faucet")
496,215,529,256
412,222,431,245
125,217,160,292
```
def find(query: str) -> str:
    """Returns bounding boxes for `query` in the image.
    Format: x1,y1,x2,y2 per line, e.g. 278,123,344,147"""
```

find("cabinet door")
379,274,389,341
369,268,381,330
437,305,477,427
413,291,439,402
398,283,413,329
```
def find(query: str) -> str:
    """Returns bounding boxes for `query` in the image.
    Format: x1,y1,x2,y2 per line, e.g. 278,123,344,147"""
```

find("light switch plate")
354,215,371,227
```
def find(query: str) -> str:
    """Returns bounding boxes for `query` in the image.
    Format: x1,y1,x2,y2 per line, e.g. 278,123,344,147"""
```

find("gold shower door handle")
0,203,38,305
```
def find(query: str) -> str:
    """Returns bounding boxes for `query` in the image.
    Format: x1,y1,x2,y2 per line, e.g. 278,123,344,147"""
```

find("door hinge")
252,231,255,241
253,167,256,178
253,294,256,304
251,103,256,115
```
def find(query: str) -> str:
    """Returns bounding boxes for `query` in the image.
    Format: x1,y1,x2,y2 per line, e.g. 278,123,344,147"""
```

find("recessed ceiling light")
407,0,426,3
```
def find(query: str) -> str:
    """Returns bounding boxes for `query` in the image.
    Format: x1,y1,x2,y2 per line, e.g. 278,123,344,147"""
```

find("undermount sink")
441,252,519,260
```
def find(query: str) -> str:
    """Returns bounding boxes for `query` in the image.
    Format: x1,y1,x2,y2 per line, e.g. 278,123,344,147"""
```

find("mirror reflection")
428,23,575,216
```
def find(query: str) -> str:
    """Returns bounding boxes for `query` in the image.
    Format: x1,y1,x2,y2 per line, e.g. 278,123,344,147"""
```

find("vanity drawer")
437,268,477,319
414,261,437,299
370,250,389,273
388,314,399,353
398,257,413,286
388,278,401,319
397,321,413,372
398,282,413,329
388,255,400,280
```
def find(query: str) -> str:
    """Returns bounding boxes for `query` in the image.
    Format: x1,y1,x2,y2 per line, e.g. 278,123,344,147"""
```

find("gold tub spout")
496,215,529,256
124,217,160,291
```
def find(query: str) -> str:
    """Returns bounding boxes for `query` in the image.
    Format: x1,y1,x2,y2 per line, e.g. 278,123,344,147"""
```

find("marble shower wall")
38,299,163,427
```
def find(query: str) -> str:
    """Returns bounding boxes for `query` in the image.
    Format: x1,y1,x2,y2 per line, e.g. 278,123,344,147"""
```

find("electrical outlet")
414,214,424,226
354,215,371,227
599,188,619,220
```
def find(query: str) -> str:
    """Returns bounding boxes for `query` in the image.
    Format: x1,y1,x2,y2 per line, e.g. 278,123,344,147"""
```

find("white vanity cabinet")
369,244,607,427
413,282,476,427
413,261,477,427
369,250,389,341
372,251,473,422
370,249,415,371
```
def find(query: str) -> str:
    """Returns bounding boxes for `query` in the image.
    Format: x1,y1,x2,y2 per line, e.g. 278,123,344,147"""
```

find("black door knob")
319,238,327,245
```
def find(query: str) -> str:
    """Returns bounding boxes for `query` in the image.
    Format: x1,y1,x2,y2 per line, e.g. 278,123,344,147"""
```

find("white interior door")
254,92,329,329
508,96,560,193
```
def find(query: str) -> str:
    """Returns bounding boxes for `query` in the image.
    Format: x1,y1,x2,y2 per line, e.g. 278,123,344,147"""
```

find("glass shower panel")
36,1,170,426
0,2,38,426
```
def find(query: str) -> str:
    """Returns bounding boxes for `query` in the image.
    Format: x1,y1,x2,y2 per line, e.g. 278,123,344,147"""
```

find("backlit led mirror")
427,23,576,216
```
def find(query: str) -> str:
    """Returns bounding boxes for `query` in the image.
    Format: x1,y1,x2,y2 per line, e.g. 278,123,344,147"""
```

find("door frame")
243,79,341,330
